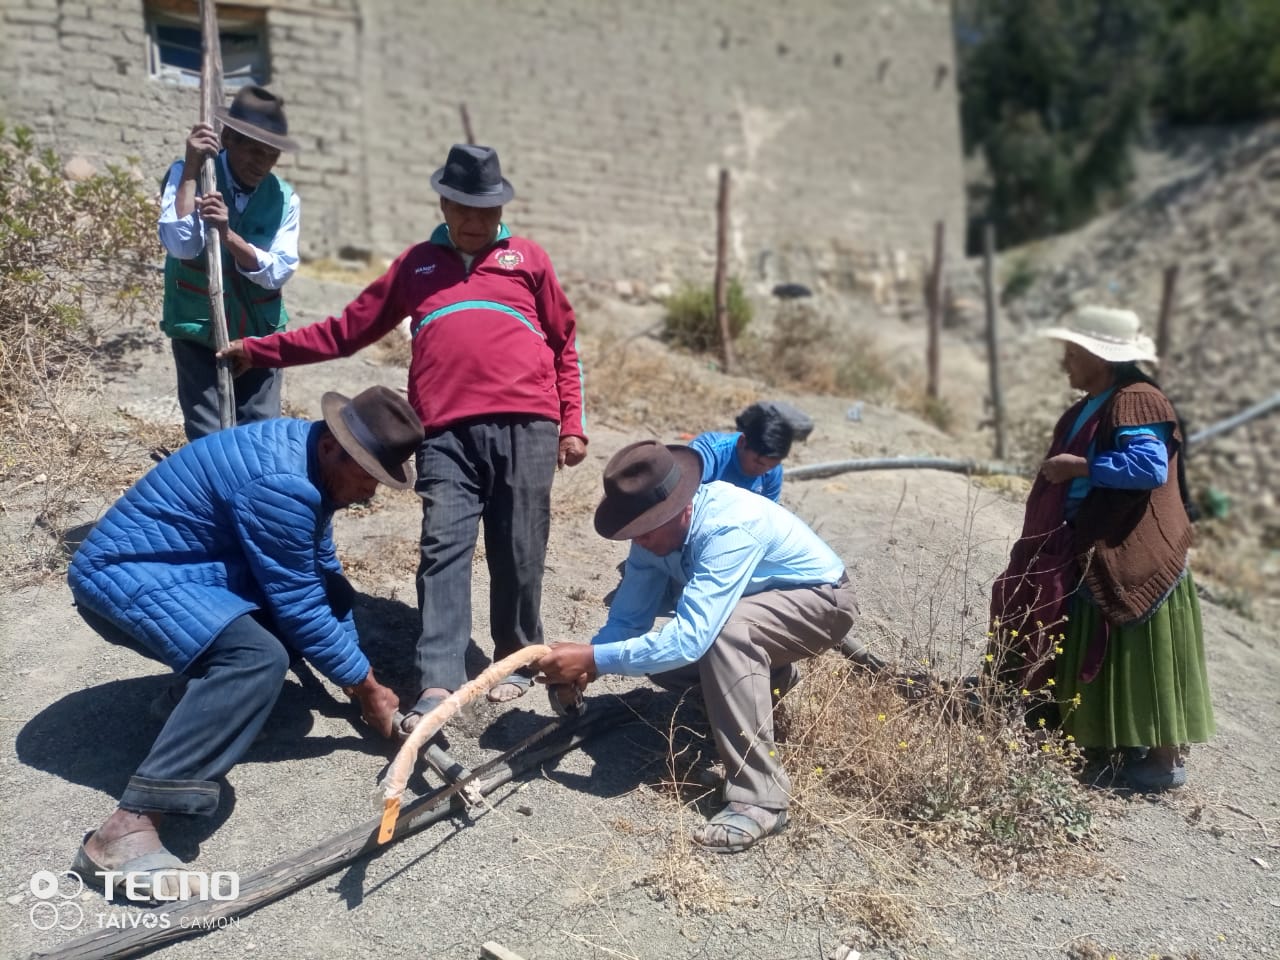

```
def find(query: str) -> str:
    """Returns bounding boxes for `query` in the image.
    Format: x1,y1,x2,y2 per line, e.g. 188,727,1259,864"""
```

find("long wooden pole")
713,168,735,373
982,222,1007,460
32,697,640,960
459,103,476,144
787,456,1030,481
199,0,235,430
925,220,944,400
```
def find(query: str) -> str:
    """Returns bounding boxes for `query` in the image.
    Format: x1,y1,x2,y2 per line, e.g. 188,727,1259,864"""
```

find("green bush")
1158,0,1280,123
1,121,159,458
662,278,752,354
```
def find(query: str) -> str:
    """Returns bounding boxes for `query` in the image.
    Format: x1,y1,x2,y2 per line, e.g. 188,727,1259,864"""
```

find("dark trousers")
414,416,559,692
171,337,282,442
77,604,290,816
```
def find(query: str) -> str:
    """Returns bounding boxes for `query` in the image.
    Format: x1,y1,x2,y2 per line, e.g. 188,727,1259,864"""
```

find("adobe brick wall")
1,0,964,287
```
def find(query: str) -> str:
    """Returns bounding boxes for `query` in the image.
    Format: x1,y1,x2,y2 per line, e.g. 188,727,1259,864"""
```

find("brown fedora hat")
594,440,703,541
215,85,300,153
321,386,424,490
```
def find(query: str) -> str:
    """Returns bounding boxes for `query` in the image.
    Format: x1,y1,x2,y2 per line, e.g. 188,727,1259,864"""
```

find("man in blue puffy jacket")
66,385,423,902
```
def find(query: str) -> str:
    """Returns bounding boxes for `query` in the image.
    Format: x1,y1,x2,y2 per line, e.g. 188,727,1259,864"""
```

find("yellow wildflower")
1046,678,1056,687
877,713,887,723
1037,717,1046,728
897,740,908,750
984,653,994,662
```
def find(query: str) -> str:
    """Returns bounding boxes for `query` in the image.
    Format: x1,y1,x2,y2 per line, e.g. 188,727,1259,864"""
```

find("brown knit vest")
1071,382,1192,625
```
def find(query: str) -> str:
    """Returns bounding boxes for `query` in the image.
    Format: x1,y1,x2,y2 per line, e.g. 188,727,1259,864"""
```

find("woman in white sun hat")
989,305,1214,791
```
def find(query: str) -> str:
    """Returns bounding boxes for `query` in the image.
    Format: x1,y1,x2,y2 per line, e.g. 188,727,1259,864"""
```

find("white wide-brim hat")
1041,306,1158,364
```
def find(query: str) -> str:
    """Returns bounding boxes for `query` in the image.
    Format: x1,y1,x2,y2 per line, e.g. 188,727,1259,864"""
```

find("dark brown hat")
321,387,424,490
430,144,514,207
215,85,300,153
594,440,703,541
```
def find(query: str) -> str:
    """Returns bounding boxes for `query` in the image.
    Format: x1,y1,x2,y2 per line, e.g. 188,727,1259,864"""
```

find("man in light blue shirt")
537,440,858,853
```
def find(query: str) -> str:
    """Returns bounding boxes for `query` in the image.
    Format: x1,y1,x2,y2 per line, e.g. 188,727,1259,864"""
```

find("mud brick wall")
1,0,964,283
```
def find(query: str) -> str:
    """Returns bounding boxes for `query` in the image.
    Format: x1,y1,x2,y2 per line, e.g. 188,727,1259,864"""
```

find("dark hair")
735,403,794,459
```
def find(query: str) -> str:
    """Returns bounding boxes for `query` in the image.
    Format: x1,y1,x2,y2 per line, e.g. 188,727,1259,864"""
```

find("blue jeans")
77,605,290,816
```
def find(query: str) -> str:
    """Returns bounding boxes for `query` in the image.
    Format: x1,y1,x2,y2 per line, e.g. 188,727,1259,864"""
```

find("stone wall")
1,0,964,287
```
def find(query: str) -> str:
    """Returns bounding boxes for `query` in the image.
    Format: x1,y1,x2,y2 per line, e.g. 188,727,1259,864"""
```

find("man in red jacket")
222,144,587,730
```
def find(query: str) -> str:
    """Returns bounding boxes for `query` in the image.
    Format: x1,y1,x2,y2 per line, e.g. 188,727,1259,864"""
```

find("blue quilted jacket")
68,418,370,687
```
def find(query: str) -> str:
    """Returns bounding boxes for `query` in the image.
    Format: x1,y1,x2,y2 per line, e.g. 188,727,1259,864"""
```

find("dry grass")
581,331,758,435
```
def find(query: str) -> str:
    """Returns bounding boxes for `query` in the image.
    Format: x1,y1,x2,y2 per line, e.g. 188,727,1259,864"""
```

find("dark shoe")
1122,757,1186,792
691,803,788,854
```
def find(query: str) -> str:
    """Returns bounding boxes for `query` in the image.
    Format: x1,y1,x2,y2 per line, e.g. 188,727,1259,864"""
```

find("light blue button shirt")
590,482,846,677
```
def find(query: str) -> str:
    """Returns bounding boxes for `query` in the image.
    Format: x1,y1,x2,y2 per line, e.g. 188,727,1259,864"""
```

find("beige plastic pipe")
378,644,550,842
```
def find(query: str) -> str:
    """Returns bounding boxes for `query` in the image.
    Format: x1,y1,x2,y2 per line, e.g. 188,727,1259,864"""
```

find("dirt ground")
1,271,1278,960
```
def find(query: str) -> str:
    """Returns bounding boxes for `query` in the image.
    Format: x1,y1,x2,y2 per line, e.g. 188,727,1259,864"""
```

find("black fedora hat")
320,386,424,490
594,441,703,541
430,144,514,208
214,85,300,153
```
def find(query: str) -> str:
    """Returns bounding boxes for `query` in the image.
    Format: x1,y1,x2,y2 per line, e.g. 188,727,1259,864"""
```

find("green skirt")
1055,570,1215,749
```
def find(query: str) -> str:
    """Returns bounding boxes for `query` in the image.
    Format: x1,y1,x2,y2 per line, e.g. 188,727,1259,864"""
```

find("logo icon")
494,250,523,270
414,263,437,275
28,870,84,931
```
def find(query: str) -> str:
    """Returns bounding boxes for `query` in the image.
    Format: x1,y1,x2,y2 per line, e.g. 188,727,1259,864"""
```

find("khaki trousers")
656,576,859,810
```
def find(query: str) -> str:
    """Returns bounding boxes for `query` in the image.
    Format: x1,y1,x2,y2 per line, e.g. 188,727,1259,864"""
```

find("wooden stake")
1156,263,1179,366
982,222,1006,460
787,456,1030,481
713,167,735,373
926,220,944,400
199,0,235,430
460,103,476,144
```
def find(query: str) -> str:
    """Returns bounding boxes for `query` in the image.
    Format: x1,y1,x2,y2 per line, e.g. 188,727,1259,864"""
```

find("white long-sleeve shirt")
157,153,300,291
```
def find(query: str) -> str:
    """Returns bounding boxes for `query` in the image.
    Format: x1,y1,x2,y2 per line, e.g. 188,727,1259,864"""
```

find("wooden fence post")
982,222,1007,459
459,103,476,144
1156,263,1179,365
925,220,944,400
713,168,735,373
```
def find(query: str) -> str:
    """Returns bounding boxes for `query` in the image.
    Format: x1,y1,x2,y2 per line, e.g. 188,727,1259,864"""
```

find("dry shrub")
737,300,898,399
581,331,757,434
776,660,1096,877
1,123,162,580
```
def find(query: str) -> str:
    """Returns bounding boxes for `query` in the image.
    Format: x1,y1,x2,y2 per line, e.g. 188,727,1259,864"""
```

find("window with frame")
144,0,270,89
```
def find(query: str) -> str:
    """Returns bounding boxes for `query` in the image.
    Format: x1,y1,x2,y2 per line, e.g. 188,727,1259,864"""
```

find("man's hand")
558,436,587,469
536,641,598,688
195,192,230,236
184,123,220,167
343,671,399,739
217,339,253,377
1040,453,1089,485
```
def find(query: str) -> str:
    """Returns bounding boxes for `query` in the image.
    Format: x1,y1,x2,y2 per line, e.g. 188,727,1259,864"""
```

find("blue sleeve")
592,529,763,677
761,465,783,502
1090,427,1170,490
688,433,719,483
591,546,665,651
231,476,370,687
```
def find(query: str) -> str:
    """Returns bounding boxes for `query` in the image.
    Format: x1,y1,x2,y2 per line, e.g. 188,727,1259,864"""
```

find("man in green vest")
159,85,301,441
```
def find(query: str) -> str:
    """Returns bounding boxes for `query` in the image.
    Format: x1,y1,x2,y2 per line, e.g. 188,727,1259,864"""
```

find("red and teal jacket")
243,224,585,439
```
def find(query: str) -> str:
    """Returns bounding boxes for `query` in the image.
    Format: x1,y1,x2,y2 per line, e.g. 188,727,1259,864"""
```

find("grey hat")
430,144,514,208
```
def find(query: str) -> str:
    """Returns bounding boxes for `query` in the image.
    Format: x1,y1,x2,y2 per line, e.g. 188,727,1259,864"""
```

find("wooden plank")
1156,263,1179,366
32,698,641,960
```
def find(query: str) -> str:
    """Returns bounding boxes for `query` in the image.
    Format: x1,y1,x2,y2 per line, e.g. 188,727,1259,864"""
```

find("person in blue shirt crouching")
688,400,811,503
536,440,858,853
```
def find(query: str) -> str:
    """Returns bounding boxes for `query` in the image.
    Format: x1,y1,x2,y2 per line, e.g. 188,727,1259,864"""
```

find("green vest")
161,157,293,347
